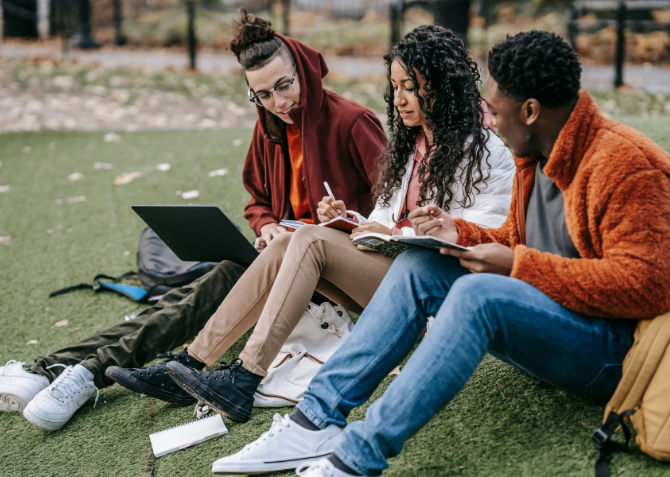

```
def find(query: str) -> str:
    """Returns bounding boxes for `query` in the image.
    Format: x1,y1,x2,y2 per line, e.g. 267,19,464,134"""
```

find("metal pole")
113,0,126,45
186,0,196,70
282,0,289,36
74,0,99,48
614,0,626,88
390,0,402,45
567,1,579,49
433,0,470,45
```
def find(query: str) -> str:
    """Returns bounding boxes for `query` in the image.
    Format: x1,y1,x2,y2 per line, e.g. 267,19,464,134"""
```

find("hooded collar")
514,91,601,191
254,34,329,143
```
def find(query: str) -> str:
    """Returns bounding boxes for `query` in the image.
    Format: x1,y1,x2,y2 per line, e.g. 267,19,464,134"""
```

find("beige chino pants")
187,225,394,376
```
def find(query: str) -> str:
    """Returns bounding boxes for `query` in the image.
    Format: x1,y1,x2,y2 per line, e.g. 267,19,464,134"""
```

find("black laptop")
132,205,259,265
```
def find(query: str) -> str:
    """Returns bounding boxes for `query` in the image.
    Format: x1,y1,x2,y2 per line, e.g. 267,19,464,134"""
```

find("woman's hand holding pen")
317,196,347,222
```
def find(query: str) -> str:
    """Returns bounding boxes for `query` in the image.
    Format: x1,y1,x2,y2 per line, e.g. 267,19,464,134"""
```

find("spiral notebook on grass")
150,414,228,457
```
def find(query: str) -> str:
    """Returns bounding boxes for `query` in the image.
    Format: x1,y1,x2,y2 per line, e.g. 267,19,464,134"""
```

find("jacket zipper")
516,164,527,245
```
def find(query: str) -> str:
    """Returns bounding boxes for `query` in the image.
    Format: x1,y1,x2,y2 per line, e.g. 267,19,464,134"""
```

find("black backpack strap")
141,285,174,304
592,409,636,477
49,272,139,298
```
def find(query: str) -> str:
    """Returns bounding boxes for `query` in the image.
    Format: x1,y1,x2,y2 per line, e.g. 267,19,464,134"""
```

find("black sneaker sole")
105,366,196,406
165,363,251,423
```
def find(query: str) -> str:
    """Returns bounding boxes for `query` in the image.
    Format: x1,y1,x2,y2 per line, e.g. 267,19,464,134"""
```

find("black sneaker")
165,358,262,423
105,349,205,406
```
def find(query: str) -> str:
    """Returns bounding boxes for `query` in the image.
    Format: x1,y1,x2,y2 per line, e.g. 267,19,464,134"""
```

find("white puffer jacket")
349,129,515,235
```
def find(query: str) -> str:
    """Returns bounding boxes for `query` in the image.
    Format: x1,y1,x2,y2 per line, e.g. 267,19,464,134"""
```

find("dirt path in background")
3,41,670,91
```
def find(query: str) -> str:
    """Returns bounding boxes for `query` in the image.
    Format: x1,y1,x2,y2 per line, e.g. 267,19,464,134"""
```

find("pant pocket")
585,364,623,401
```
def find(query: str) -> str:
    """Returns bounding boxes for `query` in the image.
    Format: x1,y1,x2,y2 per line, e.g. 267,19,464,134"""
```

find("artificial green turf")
1,122,670,476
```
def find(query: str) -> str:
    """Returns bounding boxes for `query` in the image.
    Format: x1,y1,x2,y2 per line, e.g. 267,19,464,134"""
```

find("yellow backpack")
591,312,670,476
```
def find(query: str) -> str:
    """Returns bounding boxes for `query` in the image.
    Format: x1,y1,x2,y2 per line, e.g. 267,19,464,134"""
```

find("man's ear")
521,98,541,126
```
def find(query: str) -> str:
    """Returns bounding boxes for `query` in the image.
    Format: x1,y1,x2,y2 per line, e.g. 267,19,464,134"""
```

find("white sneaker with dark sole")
23,364,99,431
212,413,345,475
296,459,356,477
0,361,49,413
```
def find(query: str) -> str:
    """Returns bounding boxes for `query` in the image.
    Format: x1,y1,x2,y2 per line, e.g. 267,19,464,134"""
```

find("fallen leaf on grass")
94,162,113,170
104,132,122,143
208,168,228,177
55,196,86,205
156,163,171,171
0,185,10,193
114,171,143,185
69,326,83,332
181,190,200,199
26,340,38,345
54,319,68,327
0,236,11,245
68,172,83,181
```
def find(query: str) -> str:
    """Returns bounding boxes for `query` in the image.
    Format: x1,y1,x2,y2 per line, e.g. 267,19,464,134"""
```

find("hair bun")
230,8,275,58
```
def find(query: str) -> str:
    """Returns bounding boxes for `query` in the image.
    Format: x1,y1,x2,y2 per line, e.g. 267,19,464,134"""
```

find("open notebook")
150,413,228,457
352,232,470,259
280,216,359,233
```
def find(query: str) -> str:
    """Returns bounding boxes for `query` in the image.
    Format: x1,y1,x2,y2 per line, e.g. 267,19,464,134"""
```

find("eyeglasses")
248,64,297,107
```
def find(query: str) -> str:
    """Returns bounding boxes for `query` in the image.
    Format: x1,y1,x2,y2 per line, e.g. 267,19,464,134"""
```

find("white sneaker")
23,364,99,431
212,413,345,474
0,361,49,412
296,459,355,477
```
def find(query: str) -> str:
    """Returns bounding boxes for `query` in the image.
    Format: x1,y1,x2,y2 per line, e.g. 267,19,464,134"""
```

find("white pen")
324,181,344,218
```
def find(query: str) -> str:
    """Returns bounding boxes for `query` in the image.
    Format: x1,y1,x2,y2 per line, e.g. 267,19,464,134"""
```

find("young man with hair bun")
0,10,385,431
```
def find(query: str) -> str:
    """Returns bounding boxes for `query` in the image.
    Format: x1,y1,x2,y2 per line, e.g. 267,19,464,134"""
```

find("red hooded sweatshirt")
242,35,387,235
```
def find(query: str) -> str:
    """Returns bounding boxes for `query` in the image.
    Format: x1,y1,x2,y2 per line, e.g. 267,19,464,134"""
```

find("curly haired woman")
162,25,516,432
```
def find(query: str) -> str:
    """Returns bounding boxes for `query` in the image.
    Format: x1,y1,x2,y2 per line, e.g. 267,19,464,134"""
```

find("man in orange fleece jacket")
213,31,670,477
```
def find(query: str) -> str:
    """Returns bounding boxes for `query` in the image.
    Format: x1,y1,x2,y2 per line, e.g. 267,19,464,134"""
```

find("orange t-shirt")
286,124,314,224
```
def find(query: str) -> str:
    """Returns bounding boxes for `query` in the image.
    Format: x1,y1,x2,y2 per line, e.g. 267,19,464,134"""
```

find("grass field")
1,120,670,477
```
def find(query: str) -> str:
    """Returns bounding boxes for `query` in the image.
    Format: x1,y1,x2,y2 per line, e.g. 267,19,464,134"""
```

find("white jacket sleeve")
449,132,515,228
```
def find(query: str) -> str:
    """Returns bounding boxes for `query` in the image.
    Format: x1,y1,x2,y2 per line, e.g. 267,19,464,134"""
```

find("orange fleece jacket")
455,92,670,319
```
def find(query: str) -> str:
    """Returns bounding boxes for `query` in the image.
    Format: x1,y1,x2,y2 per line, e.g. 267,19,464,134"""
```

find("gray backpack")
49,227,218,304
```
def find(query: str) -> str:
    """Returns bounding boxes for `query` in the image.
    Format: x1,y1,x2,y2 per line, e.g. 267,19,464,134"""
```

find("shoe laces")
136,350,187,377
296,459,336,477
246,413,291,449
208,358,243,383
46,364,100,408
1,360,19,375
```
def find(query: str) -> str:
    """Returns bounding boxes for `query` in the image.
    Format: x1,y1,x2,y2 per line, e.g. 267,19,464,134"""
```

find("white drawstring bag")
253,302,354,408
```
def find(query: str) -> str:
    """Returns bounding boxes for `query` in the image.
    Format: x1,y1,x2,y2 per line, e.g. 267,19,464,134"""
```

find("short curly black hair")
488,31,581,109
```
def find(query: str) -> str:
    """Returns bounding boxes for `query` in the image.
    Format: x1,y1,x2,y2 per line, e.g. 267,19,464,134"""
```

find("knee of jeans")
447,274,508,325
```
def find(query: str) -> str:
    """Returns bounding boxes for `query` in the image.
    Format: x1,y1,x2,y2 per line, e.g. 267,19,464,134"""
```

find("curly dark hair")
488,31,581,109
229,9,292,70
373,25,490,212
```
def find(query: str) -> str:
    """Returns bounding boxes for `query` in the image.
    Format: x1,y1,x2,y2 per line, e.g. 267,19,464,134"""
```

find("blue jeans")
297,249,637,476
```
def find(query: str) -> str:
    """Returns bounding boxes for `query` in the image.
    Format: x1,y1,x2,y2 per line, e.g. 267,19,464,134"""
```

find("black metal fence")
568,0,670,87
